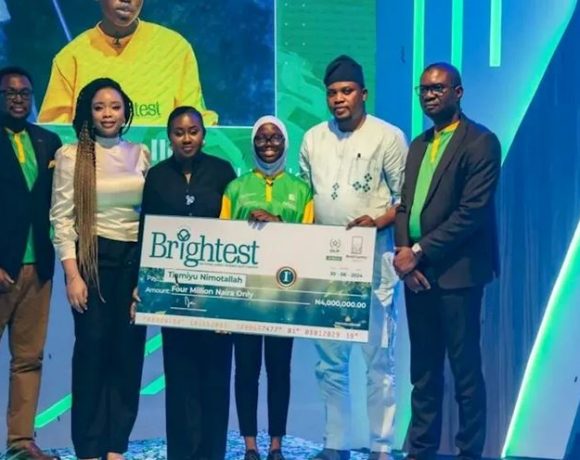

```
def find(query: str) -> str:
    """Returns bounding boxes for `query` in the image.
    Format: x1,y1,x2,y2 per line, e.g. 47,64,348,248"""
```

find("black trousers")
71,238,146,458
163,327,233,460
405,285,486,460
234,334,293,437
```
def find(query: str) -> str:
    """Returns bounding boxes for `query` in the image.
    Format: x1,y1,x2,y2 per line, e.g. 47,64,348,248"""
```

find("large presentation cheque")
135,215,376,342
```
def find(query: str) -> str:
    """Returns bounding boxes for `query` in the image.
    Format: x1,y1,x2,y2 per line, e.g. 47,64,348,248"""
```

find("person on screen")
299,55,407,460
219,115,313,460
136,106,236,460
394,63,501,460
0,66,61,460
50,77,150,460
38,0,217,126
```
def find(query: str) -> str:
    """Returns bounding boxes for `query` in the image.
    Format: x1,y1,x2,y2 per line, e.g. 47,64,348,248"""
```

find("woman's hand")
130,287,141,323
66,274,88,313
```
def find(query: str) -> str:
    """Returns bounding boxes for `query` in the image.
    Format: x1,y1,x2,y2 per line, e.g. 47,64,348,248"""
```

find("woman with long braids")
50,78,150,460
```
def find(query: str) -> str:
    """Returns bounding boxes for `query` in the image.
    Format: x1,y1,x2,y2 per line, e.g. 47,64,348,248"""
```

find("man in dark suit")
0,66,61,460
394,63,501,460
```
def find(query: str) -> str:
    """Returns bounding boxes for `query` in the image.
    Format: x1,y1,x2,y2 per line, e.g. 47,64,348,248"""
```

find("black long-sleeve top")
135,152,236,276
141,152,236,219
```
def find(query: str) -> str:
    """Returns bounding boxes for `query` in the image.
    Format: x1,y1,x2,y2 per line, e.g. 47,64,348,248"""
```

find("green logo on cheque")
149,228,260,268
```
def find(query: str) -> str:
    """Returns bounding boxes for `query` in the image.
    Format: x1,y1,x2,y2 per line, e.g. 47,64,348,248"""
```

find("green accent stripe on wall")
489,0,502,67
451,0,464,72
411,0,426,138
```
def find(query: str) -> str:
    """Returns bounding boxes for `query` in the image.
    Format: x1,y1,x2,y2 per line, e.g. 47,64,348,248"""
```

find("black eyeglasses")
414,84,454,96
254,134,285,147
0,89,33,100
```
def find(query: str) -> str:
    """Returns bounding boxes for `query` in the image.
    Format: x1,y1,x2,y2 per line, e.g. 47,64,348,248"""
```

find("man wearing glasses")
394,63,501,460
0,66,61,460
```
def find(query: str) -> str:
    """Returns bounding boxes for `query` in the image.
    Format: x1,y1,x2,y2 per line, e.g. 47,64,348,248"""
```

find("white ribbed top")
50,136,150,260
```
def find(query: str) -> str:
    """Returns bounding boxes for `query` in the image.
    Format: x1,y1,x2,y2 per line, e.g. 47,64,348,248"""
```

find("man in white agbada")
299,55,407,460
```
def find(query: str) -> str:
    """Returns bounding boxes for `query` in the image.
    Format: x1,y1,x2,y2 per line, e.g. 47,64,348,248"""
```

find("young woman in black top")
137,106,236,460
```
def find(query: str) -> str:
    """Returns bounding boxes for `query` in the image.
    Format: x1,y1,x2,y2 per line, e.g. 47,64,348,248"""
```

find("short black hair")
167,106,206,137
423,62,462,87
0,66,34,86
72,77,134,139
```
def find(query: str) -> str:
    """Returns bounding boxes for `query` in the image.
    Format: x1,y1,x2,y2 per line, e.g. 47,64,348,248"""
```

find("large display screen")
0,0,377,448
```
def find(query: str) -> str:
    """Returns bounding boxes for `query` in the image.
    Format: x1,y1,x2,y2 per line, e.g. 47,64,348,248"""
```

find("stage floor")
42,432,402,459
4,431,506,459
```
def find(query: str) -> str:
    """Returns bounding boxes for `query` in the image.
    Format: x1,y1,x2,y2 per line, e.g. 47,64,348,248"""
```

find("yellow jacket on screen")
39,20,218,126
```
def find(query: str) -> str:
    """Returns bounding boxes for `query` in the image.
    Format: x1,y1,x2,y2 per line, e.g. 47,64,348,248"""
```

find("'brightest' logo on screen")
149,228,260,268
133,101,161,118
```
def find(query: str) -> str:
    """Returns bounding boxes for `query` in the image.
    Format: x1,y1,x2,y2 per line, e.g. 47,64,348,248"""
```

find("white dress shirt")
299,114,407,226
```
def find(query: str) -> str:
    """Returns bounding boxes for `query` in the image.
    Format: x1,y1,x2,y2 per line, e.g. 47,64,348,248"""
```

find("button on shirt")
299,115,407,226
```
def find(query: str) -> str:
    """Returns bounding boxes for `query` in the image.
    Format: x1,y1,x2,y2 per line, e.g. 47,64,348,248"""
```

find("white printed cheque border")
135,312,368,343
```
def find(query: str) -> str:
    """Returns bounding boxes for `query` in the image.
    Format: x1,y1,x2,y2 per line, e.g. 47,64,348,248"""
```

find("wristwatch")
411,242,423,258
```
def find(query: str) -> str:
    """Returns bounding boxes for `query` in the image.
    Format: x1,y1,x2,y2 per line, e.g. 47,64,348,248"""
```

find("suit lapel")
0,127,28,192
423,118,469,209
27,124,47,192
405,130,432,212
28,125,46,168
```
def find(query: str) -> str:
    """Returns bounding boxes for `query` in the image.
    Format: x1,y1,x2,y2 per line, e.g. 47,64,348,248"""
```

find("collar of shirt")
4,124,26,136
95,135,121,148
5,127,25,136
434,119,460,138
1,114,27,133
96,18,141,53
427,120,460,164
253,169,285,184
329,115,369,139
5,127,31,164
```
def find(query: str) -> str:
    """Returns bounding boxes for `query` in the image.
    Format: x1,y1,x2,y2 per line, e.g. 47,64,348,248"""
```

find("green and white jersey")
220,170,314,224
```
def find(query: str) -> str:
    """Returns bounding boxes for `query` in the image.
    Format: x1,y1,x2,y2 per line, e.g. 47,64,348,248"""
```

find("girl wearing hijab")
220,116,313,460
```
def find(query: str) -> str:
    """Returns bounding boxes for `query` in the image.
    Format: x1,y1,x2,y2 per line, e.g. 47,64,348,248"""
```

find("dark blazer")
0,122,62,282
395,115,501,289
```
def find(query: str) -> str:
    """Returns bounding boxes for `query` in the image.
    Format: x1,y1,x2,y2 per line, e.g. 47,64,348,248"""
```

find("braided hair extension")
71,78,134,288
